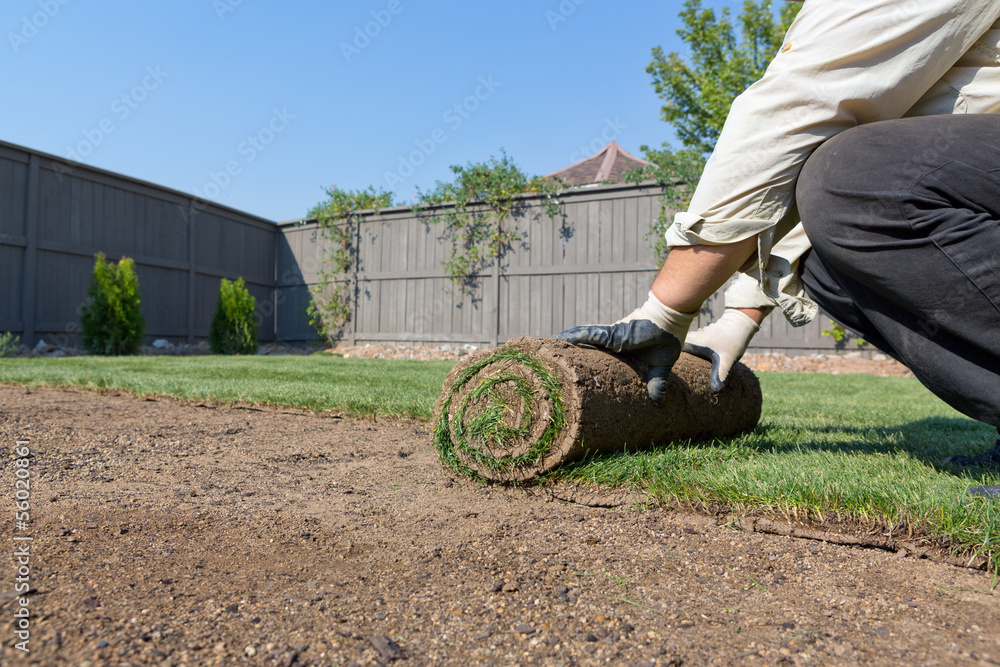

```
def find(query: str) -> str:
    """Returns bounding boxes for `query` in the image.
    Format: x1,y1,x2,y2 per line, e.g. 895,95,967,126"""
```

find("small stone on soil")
370,635,404,661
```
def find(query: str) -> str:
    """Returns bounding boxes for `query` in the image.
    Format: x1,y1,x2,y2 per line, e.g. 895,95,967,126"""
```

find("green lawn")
0,355,454,419
2,355,998,566
547,373,1000,566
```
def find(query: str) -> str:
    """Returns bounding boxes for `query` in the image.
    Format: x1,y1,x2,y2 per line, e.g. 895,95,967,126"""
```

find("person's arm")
684,8,1000,389
680,5,1000,392
560,0,1000,402
651,238,759,312
670,0,1000,312
557,237,758,404
684,225,811,391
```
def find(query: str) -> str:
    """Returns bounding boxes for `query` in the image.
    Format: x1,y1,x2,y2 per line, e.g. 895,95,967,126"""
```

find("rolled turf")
433,336,762,481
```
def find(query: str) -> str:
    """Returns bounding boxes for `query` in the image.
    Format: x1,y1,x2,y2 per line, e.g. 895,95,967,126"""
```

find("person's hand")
683,309,760,393
556,292,696,405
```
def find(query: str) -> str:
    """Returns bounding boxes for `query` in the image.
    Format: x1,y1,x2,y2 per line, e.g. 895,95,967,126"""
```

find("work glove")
556,291,696,405
682,309,760,393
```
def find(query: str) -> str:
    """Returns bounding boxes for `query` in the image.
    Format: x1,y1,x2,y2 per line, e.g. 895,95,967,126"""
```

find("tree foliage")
209,277,258,355
81,253,145,356
0,332,20,358
648,0,802,155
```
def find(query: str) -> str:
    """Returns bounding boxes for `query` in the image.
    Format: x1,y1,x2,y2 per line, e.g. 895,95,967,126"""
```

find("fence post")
348,220,360,346
186,200,197,344
271,225,279,343
490,214,501,348
20,154,39,348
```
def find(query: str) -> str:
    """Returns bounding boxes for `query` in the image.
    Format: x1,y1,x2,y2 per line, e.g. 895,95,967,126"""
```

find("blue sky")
3,0,749,222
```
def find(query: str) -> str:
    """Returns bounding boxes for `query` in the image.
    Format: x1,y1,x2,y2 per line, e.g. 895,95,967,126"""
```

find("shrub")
821,319,867,349
0,332,20,358
81,253,145,356
209,277,258,355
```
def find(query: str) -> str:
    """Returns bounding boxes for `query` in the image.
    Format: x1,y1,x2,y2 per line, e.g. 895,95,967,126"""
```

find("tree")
80,253,145,356
209,277,258,355
647,0,802,155
629,0,801,259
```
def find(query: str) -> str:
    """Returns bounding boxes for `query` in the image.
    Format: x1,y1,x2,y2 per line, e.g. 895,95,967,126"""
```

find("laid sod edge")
535,432,1000,571
434,347,565,480
0,355,455,420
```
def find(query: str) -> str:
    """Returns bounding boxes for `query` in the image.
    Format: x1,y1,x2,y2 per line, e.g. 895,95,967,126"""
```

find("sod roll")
433,336,762,482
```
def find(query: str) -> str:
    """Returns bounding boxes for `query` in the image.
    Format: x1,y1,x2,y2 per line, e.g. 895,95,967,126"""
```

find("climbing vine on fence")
413,151,561,296
307,153,560,340
307,186,394,343
623,144,705,263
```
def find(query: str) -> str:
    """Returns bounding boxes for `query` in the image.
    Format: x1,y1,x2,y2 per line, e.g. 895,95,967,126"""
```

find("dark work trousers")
796,114,1000,429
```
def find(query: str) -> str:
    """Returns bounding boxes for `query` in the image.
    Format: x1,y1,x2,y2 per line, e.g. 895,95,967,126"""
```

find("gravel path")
328,343,913,377
24,337,915,379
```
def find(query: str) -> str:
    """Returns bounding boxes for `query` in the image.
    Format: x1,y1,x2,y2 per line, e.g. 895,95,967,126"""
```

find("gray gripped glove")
682,308,760,393
556,291,697,405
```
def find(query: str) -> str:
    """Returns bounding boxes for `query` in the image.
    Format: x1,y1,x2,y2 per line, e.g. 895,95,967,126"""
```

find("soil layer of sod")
435,337,762,481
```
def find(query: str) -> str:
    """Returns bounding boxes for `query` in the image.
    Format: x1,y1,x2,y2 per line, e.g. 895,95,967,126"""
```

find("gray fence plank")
0,141,863,355
0,157,26,237
274,184,852,352
1,140,278,345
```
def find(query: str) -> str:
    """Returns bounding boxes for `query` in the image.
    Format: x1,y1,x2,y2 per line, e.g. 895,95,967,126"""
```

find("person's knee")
796,124,890,253
798,128,855,212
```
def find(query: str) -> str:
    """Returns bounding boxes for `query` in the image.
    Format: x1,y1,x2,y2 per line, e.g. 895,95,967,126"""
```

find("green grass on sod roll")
434,348,565,478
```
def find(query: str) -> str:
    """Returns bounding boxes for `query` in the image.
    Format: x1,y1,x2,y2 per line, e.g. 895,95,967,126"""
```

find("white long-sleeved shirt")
666,1,1000,325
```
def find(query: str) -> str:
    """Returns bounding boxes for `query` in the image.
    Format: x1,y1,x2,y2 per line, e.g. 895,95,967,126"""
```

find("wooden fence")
0,139,844,354
0,140,278,348
277,182,843,353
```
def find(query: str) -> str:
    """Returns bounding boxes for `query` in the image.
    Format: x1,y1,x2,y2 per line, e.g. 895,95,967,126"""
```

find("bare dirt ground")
2,381,999,667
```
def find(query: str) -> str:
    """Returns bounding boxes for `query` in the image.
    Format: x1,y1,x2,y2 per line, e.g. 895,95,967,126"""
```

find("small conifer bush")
209,277,258,355
0,332,20,358
81,253,146,356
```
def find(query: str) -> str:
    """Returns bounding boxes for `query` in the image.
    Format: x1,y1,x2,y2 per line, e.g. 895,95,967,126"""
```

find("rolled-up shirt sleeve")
667,0,1000,257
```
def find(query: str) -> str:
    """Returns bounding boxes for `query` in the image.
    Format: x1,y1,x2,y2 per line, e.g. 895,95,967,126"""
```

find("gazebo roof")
545,141,653,186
